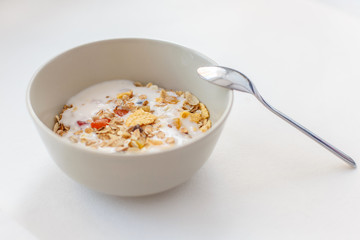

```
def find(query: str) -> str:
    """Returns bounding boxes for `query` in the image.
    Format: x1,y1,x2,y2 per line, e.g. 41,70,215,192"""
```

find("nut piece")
125,109,157,127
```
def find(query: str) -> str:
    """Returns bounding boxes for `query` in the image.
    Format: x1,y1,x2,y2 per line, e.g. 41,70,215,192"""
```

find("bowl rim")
26,38,234,158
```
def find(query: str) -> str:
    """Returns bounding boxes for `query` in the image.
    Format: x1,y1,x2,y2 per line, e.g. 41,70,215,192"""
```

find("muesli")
53,80,211,152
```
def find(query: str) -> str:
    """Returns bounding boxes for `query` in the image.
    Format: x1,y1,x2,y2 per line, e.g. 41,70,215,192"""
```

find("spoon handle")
255,94,356,168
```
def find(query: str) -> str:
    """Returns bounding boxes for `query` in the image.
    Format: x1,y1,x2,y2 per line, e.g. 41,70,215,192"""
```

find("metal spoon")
197,66,356,168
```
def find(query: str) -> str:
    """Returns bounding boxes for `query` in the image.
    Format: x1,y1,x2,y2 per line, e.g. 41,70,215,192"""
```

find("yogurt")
53,80,211,153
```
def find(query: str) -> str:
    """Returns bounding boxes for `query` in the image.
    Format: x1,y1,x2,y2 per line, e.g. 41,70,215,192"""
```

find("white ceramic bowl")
26,38,233,196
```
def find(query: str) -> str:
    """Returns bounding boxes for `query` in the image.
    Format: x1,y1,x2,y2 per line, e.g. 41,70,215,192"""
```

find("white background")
1,0,359,239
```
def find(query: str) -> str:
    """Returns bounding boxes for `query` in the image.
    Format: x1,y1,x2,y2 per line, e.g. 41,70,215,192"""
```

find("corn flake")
125,109,157,127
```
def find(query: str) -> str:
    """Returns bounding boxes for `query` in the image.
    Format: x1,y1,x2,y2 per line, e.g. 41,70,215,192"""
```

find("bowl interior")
28,39,232,132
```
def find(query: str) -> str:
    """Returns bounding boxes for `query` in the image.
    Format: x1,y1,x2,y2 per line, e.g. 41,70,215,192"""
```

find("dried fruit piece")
114,109,129,117
91,118,110,129
77,120,88,126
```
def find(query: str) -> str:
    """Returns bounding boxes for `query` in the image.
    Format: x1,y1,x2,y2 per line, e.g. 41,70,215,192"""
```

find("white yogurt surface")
59,80,205,153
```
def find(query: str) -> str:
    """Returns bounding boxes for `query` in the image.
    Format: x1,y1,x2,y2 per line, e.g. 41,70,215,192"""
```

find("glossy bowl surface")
27,38,233,196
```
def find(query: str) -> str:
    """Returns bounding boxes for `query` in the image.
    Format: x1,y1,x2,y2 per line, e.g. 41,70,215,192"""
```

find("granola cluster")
53,81,211,152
